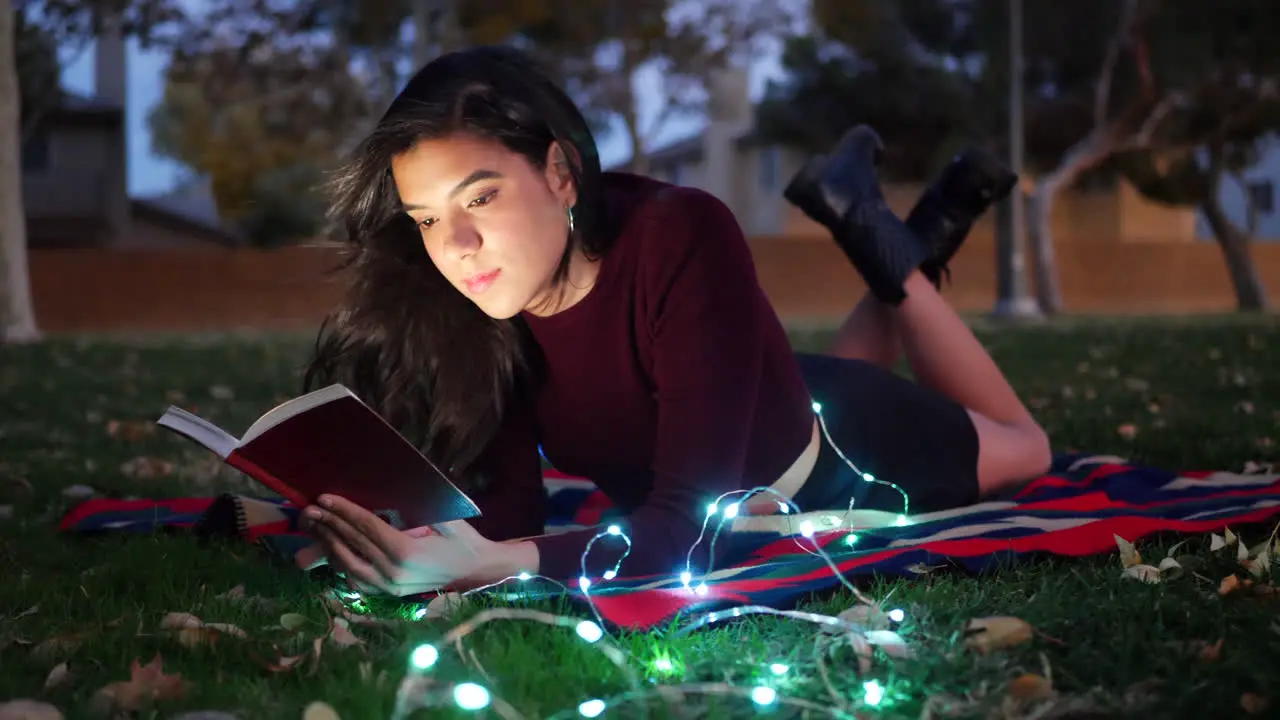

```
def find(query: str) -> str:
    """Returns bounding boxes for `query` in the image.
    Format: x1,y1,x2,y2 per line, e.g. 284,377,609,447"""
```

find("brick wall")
28,239,1280,335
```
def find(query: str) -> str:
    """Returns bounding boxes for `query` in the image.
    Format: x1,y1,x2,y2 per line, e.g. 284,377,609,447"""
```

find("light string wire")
385,400,914,718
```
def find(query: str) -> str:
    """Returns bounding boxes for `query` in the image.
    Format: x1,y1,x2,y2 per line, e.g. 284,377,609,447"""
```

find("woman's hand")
298,495,500,597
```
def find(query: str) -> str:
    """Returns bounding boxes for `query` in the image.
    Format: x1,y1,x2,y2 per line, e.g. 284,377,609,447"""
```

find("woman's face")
391,134,578,319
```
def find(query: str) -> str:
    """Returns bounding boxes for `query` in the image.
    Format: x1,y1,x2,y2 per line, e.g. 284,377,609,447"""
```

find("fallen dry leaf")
159,612,246,647
327,618,362,648
1007,673,1055,702
1199,638,1224,662
1241,693,1269,715
0,700,63,720
105,420,155,441
90,655,188,714
280,613,309,631
1114,535,1141,568
863,629,910,659
30,633,84,662
43,662,71,691
835,604,892,631
1122,564,1163,584
1220,574,1243,596
963,617,1033,654
302,701,341,720
119,457,175,480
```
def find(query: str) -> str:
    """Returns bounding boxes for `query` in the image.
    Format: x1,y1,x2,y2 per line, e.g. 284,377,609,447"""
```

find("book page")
156,407,240,459
241,384,355,445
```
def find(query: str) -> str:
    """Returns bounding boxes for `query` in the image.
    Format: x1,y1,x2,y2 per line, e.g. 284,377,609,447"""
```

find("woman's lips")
463,269,501,294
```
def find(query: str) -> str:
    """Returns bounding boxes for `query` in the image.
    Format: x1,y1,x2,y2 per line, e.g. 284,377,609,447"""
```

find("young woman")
296,46,1051,597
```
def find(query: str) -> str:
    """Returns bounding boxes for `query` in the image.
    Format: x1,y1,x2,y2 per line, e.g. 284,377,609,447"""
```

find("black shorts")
788,353,981,515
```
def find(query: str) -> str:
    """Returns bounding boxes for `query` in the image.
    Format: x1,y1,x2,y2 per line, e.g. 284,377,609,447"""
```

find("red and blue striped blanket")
59,453,1280,630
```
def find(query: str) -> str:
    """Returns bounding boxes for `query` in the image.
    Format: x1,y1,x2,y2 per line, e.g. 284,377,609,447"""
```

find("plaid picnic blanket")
59,453,1280,630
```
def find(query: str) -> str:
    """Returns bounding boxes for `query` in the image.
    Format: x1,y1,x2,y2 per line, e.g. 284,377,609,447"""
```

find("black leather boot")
782,125,930,305
906,148,1018,288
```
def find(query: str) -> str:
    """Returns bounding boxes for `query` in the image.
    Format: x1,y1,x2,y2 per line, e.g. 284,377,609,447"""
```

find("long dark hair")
303,46,611,488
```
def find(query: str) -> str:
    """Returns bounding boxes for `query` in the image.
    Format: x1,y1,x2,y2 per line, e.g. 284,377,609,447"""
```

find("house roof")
607,126,766,172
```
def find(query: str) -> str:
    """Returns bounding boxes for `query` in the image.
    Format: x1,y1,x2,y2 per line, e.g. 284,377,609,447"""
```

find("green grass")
3,316,1280,719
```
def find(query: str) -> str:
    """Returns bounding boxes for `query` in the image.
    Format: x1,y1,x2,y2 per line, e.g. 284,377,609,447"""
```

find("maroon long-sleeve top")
465,172,815,581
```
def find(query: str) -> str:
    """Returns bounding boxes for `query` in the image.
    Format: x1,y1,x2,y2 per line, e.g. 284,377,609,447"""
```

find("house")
20,15,238,249
1195,133,1280,241
623,67,816,237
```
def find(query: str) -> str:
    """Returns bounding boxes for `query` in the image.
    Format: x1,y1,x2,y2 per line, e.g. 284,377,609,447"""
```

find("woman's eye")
468,189,498,208
417,217,435,230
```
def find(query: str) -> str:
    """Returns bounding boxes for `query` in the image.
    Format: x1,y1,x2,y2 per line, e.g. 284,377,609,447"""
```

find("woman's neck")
525,250,601,317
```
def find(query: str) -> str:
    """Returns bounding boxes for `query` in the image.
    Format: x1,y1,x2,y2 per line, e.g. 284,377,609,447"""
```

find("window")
758,146,780,191
1247,180,1274,214
21,131,50,173
667,164,684,186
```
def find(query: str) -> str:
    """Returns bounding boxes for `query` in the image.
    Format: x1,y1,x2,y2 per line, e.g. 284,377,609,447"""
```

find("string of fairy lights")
367,401,918,718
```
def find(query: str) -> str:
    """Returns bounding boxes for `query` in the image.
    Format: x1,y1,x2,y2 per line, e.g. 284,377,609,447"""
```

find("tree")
458,0,801,174
1,0,38,342
149,0,381,245
1108,0,1280,311
1,0,185,342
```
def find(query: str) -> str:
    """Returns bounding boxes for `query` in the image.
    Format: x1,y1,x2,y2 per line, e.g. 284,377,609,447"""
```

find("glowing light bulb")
888,608,905,623
861,472,875,482
517,571,531,580
453,682,491,710
811,401,822,413
724,503,740,519
694,583,709,596
845,533,859,546
751,686,777,705
679,571,692,585
576,620,603,643
777,501,789,514
410,643,438,670
863,680,884,706
578,699,607,717
894,515,909,526
705,502,718,516
578,576,591,591
606,524,621,535
799,520,815,537
412,606,428,621
769,663,789,675
653,657,673,672
603,569,617,580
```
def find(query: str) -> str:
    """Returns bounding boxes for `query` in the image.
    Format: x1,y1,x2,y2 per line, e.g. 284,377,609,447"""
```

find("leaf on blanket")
963,616,1033,654
90,655,188,715
1245,543,1271,578
1113,534,1143,569
0,700,64,720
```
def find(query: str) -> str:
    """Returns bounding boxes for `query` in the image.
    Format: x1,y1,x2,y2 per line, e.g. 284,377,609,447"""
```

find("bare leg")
828,292,902,369
890,271,1051,492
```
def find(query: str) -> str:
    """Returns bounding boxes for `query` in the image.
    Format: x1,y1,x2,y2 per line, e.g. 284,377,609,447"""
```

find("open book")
156,384,480,529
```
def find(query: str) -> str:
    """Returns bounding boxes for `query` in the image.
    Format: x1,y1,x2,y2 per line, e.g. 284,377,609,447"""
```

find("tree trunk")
1202,144,1268,311
1026,121,1128,314
0,0,41,343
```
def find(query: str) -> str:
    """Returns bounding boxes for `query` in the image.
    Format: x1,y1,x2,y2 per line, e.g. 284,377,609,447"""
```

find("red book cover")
155,384,480,529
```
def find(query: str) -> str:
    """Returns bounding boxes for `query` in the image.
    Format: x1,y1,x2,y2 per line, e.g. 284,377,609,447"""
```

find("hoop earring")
566,206,576,235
